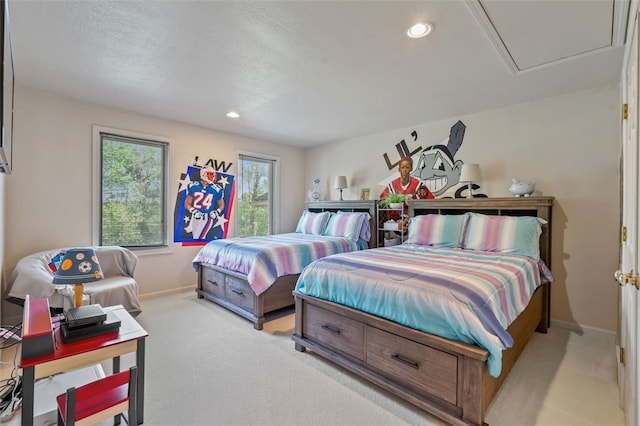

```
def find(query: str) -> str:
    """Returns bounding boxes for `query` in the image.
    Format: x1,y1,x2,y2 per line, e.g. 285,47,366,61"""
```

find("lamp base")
339,189,344,201
74,284,84,308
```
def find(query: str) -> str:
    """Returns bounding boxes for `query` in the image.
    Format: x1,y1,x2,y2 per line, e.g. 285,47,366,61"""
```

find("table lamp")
334,176,348,201
52,248,104,308
459,164,482,197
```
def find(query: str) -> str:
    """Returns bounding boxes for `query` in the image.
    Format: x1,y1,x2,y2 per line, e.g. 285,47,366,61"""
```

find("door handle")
615,269,640,289
615,270,624,283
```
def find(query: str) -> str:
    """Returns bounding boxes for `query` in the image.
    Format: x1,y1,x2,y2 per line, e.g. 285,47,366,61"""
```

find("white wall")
306,85,620,332
3,86,306,303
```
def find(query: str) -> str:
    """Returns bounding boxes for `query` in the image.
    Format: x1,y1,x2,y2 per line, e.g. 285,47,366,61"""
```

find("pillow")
461,212,546,260
336,211,371,242
48,251,66,273
324,211,369,242
406,214,466,248
295,211,331,235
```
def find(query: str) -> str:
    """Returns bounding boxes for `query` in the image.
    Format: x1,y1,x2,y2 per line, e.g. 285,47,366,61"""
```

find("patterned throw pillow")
406,214,466,248
48,251,66,273
323,212,369,242
461,212,546,260
295,211,331,235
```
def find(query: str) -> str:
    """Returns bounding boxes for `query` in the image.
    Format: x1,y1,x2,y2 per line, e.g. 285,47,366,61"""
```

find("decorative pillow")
324,211,369,242
336,211,371,242
406,214,466,248
295,211,331,235
48,251,66,273
461,212,546,260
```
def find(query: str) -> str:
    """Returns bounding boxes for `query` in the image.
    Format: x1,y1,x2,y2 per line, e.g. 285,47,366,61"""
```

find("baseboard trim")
139,285,195,300
551,319,615,336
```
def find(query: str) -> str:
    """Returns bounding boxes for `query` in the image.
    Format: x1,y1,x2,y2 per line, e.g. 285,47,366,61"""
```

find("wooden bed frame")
292,196,554,425
196,200,377,330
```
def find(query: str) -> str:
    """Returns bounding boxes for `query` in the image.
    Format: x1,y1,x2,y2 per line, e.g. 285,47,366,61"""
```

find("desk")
19,305,148,426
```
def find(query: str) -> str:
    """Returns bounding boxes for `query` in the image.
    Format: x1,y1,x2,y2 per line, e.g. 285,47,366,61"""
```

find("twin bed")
193,200,376,329
193,196,554,425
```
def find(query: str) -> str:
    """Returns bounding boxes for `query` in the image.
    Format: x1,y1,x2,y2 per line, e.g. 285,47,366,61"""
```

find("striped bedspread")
295,245,553,377
192,233,361,296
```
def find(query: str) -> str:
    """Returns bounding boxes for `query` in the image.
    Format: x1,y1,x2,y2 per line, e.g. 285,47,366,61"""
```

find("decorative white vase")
389,203,404,209
508,178,536,197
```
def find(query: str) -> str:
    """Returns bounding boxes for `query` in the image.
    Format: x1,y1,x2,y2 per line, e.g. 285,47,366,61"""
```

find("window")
237,154,277,237
93,127,170,249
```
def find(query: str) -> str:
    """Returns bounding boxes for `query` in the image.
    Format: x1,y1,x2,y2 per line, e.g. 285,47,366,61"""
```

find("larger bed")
292,196,554,425
193,200,376,329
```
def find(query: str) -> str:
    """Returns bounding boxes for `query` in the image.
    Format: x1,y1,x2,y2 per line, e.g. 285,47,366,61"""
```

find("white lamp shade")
334,176,348,190
459,164,481,182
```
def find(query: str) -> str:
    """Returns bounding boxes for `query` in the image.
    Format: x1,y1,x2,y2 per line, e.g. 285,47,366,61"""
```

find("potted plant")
379,193,408,209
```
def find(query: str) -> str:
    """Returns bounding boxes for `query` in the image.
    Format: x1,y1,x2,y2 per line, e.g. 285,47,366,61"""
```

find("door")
618,12,640,426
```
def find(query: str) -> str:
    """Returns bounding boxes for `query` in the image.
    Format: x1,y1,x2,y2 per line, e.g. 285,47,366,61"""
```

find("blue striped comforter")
192,233,361,295
295,245,553,377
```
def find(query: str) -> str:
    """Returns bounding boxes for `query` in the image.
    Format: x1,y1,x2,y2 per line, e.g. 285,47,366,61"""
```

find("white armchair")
6,246,142,315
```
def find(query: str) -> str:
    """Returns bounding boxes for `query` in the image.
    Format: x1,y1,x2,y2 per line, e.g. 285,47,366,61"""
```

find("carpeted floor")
3,291,625,425
135,292,444,426
136,292,624,426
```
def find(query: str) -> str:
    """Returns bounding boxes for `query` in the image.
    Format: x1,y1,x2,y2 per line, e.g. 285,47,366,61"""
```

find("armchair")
6,246,141,315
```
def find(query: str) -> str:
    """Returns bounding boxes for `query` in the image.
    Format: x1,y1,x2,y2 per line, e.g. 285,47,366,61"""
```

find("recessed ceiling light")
407,22,432,38
226,111,240,118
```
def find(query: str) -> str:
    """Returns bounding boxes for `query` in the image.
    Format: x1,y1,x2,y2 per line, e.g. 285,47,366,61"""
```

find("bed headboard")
408,196,555,328
306,200,378,248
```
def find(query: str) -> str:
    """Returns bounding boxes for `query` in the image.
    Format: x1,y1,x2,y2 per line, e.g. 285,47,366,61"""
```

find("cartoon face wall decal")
411,120,466,197
411,144,464,196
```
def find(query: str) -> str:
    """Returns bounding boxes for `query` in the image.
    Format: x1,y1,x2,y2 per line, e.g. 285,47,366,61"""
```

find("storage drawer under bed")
225,276,256,311
303,303,365,360
365,326,458,405
200,266,226,298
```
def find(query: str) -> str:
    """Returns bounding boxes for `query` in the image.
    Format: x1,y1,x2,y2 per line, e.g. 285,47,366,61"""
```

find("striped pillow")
406,214,466,248
461,212,546,260
295,211,331,235
337,211,371,243
324,212,368,242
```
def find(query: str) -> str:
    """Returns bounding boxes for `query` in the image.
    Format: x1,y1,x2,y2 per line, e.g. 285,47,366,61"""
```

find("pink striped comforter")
192,233,360,295
295,245,553,377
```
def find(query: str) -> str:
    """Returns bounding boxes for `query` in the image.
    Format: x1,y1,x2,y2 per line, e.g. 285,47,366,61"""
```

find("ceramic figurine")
509,178,535,197
308,178,324,201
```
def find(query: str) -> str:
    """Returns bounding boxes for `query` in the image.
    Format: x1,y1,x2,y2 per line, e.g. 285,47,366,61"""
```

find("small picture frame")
360,188,371,200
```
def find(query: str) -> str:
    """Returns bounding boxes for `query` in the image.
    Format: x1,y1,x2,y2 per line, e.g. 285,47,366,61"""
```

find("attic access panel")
478,0,615,70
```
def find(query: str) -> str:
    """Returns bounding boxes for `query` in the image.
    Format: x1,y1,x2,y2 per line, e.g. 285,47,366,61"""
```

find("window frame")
236,151,280,236
92,125,173,254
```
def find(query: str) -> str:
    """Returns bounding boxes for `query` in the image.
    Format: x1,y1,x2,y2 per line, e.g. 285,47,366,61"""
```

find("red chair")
56,366,137,426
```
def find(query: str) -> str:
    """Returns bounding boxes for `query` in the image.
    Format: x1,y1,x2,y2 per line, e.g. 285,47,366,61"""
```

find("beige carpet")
132,292,622,426
134,293,444,426
5,291,624,425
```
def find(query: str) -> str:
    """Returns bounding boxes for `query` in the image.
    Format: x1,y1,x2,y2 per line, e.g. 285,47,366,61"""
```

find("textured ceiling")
8,0,627,147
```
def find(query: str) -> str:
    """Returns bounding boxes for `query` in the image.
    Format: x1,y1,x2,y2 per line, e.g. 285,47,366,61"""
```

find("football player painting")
184,167,226,240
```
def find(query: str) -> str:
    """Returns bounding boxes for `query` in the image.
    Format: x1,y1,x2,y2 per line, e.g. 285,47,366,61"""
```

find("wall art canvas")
174,165,235,245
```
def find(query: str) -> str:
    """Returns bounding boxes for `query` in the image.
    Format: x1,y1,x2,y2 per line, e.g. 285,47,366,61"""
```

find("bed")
292,196,554,425
193,200,377,329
